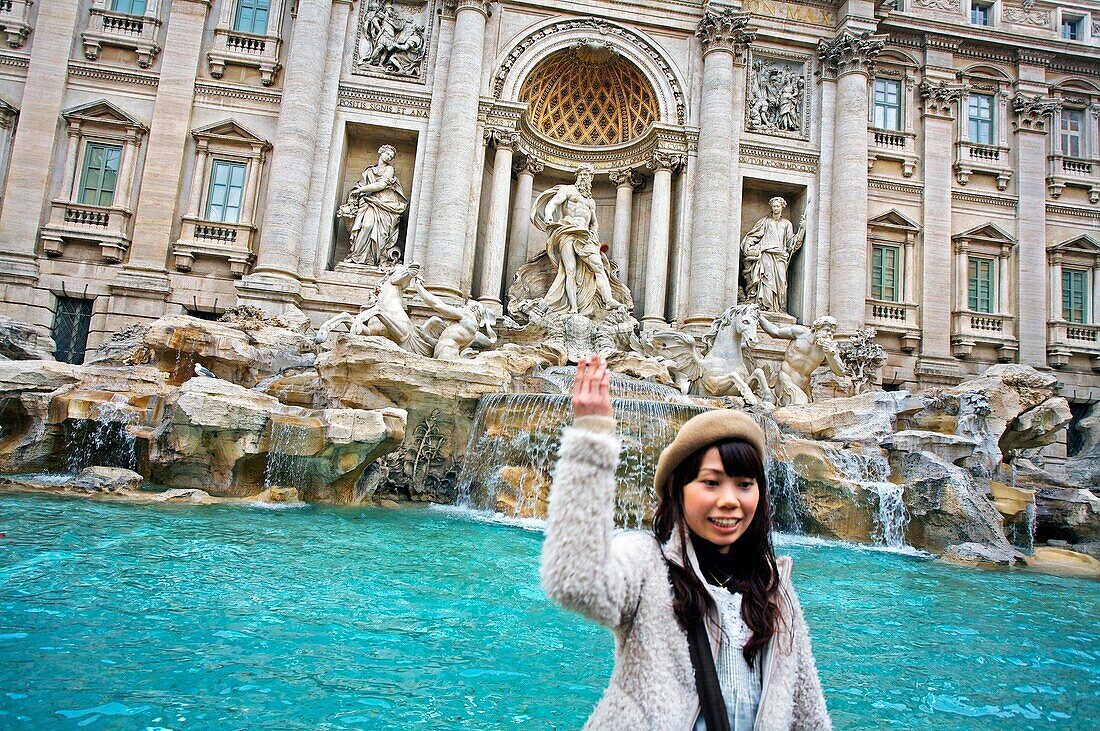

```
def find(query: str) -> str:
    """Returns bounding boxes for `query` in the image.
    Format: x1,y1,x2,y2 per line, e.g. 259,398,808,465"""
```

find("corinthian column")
687,8,754,329
608,168,641,284
819,30,884,331
642,151,685,330
506,154,542,285
477,127,519,313
246,0,335,288
917,78,966,364
421,0,493,298
1012,92,1061,366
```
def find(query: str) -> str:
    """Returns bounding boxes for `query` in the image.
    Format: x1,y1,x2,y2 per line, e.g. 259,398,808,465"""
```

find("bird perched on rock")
194,363,217,379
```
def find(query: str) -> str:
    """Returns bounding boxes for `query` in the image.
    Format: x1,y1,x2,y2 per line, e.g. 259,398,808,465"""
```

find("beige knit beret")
653,409,766,497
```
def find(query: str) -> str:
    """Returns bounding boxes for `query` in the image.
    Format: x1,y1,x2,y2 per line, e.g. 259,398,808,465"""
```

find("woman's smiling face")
681,446,759,553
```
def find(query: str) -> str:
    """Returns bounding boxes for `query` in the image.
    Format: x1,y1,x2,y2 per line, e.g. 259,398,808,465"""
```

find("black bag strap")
666,558,731,731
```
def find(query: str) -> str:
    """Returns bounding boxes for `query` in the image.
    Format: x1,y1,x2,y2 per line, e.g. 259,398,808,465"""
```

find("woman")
341,144,407,266
541,355,830,730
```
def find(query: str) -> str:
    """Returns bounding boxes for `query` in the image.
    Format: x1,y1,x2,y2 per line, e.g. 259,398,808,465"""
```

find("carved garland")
492,17,687,126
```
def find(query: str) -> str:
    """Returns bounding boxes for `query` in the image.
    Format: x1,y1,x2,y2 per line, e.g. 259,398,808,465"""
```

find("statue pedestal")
334,261,388,276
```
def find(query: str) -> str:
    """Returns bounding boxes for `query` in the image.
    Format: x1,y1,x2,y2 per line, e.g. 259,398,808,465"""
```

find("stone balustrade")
1047,154,1100,203
1047,321,1100,370
81,6,163,68
867,127,917,177
208,27,283,86
865,299,921,352
951,310,1018,361
954,141,1013,190
40,200,133,263
173,216,257,277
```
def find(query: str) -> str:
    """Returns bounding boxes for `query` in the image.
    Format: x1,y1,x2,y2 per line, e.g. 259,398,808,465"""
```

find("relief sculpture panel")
354,0,430,81
746,56,808,138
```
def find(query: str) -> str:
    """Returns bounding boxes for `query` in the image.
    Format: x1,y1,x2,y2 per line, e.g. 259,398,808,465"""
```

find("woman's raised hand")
572,354,613,419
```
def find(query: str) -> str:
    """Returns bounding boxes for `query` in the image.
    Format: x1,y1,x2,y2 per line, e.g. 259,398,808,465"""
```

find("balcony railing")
1047,154,1100,204
82,8,162,67
1047,320,1100,369
41,200,133,262
867,127,917,177
954,141,1013,190
951,309,1017,361
0,0,32,48
173,217,256,277
208,27,282,86
865,298,921,352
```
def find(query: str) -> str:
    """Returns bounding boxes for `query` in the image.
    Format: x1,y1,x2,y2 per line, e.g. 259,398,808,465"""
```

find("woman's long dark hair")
653,438,780,668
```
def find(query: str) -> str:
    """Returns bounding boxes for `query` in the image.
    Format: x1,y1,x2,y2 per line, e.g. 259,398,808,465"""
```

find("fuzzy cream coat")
540,423,832,731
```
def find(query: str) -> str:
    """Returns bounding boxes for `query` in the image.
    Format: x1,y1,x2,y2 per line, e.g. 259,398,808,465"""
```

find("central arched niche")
519,43,658,147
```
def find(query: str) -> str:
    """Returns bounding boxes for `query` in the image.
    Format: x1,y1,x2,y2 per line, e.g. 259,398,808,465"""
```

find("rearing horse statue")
699,303,774,406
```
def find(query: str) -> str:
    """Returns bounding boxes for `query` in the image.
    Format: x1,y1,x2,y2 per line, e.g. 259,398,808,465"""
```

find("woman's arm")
787,582,832,731
540,356,648,630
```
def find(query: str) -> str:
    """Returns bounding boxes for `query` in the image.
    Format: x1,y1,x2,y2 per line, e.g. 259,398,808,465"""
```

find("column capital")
512,153,544,175
696,8,755,59
918,79,966,119
647,149,686,172
1012,94,1061,134
484,126,519,150
442,0,492,19
818,30,885,79
609,167,643,189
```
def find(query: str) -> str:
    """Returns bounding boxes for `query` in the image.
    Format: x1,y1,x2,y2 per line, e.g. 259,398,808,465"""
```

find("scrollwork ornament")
513,154,545,176
1012,94,1061,133
817,30,886,78
696,8,754,58
647,149,686,172
609,168,642,189
484,126,520,149
1004,1,1051,26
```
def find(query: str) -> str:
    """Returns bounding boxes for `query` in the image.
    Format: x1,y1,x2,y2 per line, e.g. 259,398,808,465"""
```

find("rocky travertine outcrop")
70,466,144,493
154,377,405,501
1065,401,1100,488
90,314,316,387
0,316,55,360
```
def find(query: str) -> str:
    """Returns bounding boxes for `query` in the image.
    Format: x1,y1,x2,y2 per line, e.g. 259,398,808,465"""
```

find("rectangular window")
873,79,902,131
871,245,900,302
205,160,247,224
968,94,995,145
77,143,122,208
1061,108,1083,158
968,257,996,313
110,0,148,14
1063,269,1089,323
1061,16,1082,40
971,2,993,26
234,0,271,35
52,297,94,365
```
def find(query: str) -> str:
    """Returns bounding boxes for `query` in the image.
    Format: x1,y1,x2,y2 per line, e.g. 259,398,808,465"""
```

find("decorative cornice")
67,62,159,89
337,85,431,117
647,149,686,172
1016,48,1056,67
922,33,960,54
609,167,643,188
952,190,1018,209
739,143,819,174
869,178,924,196
0,53,29,70
195,82,281,107
818,30,886,78
696,8,755,59
1047,203,1100,220
1012,94,1060,133
918,79,965,118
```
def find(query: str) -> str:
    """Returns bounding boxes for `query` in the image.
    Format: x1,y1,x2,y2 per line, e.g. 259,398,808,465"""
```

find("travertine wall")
0,0,1097,400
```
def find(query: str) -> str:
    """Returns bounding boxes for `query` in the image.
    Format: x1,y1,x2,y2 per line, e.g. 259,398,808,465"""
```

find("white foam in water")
431,503,548,532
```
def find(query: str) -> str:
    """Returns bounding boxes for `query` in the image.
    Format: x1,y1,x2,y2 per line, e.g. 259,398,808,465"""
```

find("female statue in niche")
339,144,408,266
740,196,805,313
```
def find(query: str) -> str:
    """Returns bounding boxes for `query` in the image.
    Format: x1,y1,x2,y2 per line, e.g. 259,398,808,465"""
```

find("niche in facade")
738,179,809,322
331,123,418,270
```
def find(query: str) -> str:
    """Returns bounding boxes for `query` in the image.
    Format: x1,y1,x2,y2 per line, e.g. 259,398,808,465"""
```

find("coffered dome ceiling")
519,44,659,147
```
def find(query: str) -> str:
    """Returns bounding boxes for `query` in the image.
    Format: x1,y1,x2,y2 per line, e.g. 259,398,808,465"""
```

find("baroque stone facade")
0,0,1098,403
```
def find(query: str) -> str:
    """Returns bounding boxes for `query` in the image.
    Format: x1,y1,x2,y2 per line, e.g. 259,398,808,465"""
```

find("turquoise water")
1,493,1097,730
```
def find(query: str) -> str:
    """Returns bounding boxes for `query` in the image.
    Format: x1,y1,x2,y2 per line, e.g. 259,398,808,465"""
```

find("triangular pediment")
869,209,920,231
62,100,146,130
191,119,270,148
953,222,1016,245
1050,234,1100,254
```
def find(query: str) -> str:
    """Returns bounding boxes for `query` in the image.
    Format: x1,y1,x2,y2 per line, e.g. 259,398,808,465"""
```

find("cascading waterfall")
263,419,312,490
65,397,140,473
824,445,910,548
755,415,803,533
455,369,706,528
